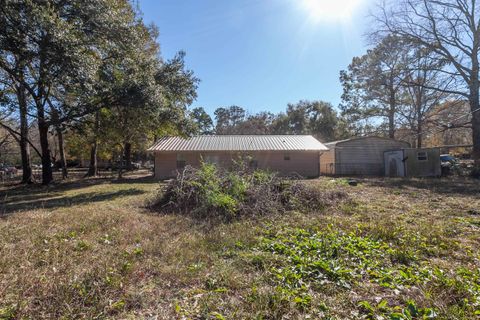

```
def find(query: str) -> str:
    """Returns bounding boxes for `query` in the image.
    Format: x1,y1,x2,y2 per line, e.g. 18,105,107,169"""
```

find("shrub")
152,162,347,220
470,165,480,178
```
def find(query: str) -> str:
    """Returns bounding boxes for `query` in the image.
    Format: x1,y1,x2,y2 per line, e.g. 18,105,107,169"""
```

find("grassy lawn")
1,173,480,319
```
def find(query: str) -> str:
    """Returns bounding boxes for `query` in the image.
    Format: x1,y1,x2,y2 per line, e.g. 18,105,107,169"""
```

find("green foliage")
190,107,214,135
0,304,17,320
358,299,437,319
155,162,347,220
257,227,480,316
211,101,349,139
271,100,341,141
340,35,409,137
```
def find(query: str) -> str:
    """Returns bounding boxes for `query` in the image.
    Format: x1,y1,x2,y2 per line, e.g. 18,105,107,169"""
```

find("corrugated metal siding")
404,148,441,177
148,135,328,152
327,137,411,176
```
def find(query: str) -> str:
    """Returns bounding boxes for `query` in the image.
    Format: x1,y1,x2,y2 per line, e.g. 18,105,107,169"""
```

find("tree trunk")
416,89,423,149
17,79,33,184
36,39,53,185
86,140,98,177
118,147,124,179
86,111,100,177
470,91,480,166
37,106,53,185
416,125,422,148
57,129,68,179
470,49,480,167
416,108,422,148
388,86,396,139
124,142,132,171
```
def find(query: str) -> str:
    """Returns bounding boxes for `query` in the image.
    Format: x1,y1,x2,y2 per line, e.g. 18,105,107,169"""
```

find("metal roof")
325,136,410,148
148,135,328,152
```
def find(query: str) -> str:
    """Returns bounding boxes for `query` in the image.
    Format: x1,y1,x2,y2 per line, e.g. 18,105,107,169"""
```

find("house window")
249,159,258,169
284,153,290,161
176,153,186,169
204,154,219,165
417,151,428,161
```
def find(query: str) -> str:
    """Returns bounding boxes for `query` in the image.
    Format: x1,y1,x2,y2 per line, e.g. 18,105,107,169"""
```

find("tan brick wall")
154,151,320,179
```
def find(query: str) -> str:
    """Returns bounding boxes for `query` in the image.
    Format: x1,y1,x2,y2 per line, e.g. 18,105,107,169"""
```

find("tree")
373,0,480,164
340,35,408,138
81,46,198,177
426,100,472,147
214,106,246,134
0,54,34,183
0,0,154,184
191,107,214,135
235,112,276,134
271,100,340,141
397,46,450,147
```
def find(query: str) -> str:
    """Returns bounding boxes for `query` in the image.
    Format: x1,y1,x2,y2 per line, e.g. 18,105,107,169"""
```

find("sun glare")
301,0,363,23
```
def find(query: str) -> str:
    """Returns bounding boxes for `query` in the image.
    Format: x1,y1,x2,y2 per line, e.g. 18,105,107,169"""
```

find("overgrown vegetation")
255,227,480,318
153,162,348,220
1,173,480,319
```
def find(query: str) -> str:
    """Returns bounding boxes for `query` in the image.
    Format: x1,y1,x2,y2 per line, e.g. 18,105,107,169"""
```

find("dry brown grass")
1,173,479,319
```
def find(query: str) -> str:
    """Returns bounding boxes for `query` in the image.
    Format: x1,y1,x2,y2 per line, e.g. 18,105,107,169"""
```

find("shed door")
384,151,405,177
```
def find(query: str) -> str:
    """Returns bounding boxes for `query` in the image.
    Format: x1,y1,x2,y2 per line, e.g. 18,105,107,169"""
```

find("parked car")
32,163,54,169
0,164,18,176
143,161,154,170
440,154,475,176
131,162,141,170
440,154,457,166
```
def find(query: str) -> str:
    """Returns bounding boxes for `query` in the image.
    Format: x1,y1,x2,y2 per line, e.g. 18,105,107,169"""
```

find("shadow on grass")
361,177,480,196
1,188,146,216
111,174,157,184
1,172,157,201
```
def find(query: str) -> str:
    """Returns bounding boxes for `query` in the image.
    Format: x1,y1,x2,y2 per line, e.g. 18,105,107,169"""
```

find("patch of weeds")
256,227,480,317
328,178,350,187
358,299,437,319
99,233,114,245
209,311,227,320
132,246,143,256
428,267,480,313
104,267,124,287
204,276,228,293
174,285,230,318
260,228,429,291
75,240,90,251
465,217,480,228
339,199,360,215
55,230,79,242
109,299,126,312
187,262,205,272
0,304,17,320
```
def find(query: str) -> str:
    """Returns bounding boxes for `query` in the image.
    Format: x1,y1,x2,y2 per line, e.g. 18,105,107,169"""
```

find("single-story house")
148,135,328,179
384,148,441,177
320,136,411,175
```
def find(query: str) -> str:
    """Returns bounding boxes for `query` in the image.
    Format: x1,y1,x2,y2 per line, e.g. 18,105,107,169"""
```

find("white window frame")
417,151,428,161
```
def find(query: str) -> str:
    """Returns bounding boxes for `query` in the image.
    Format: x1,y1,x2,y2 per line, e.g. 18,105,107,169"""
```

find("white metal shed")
320,136,411,175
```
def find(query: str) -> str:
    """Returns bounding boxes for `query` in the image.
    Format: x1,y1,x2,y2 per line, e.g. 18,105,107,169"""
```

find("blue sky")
138,0,374,116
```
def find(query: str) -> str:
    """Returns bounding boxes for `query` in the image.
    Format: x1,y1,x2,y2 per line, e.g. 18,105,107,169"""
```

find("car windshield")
440,155,455,161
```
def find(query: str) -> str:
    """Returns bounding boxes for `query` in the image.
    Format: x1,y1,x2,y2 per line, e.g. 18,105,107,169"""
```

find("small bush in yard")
152,162,347,219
